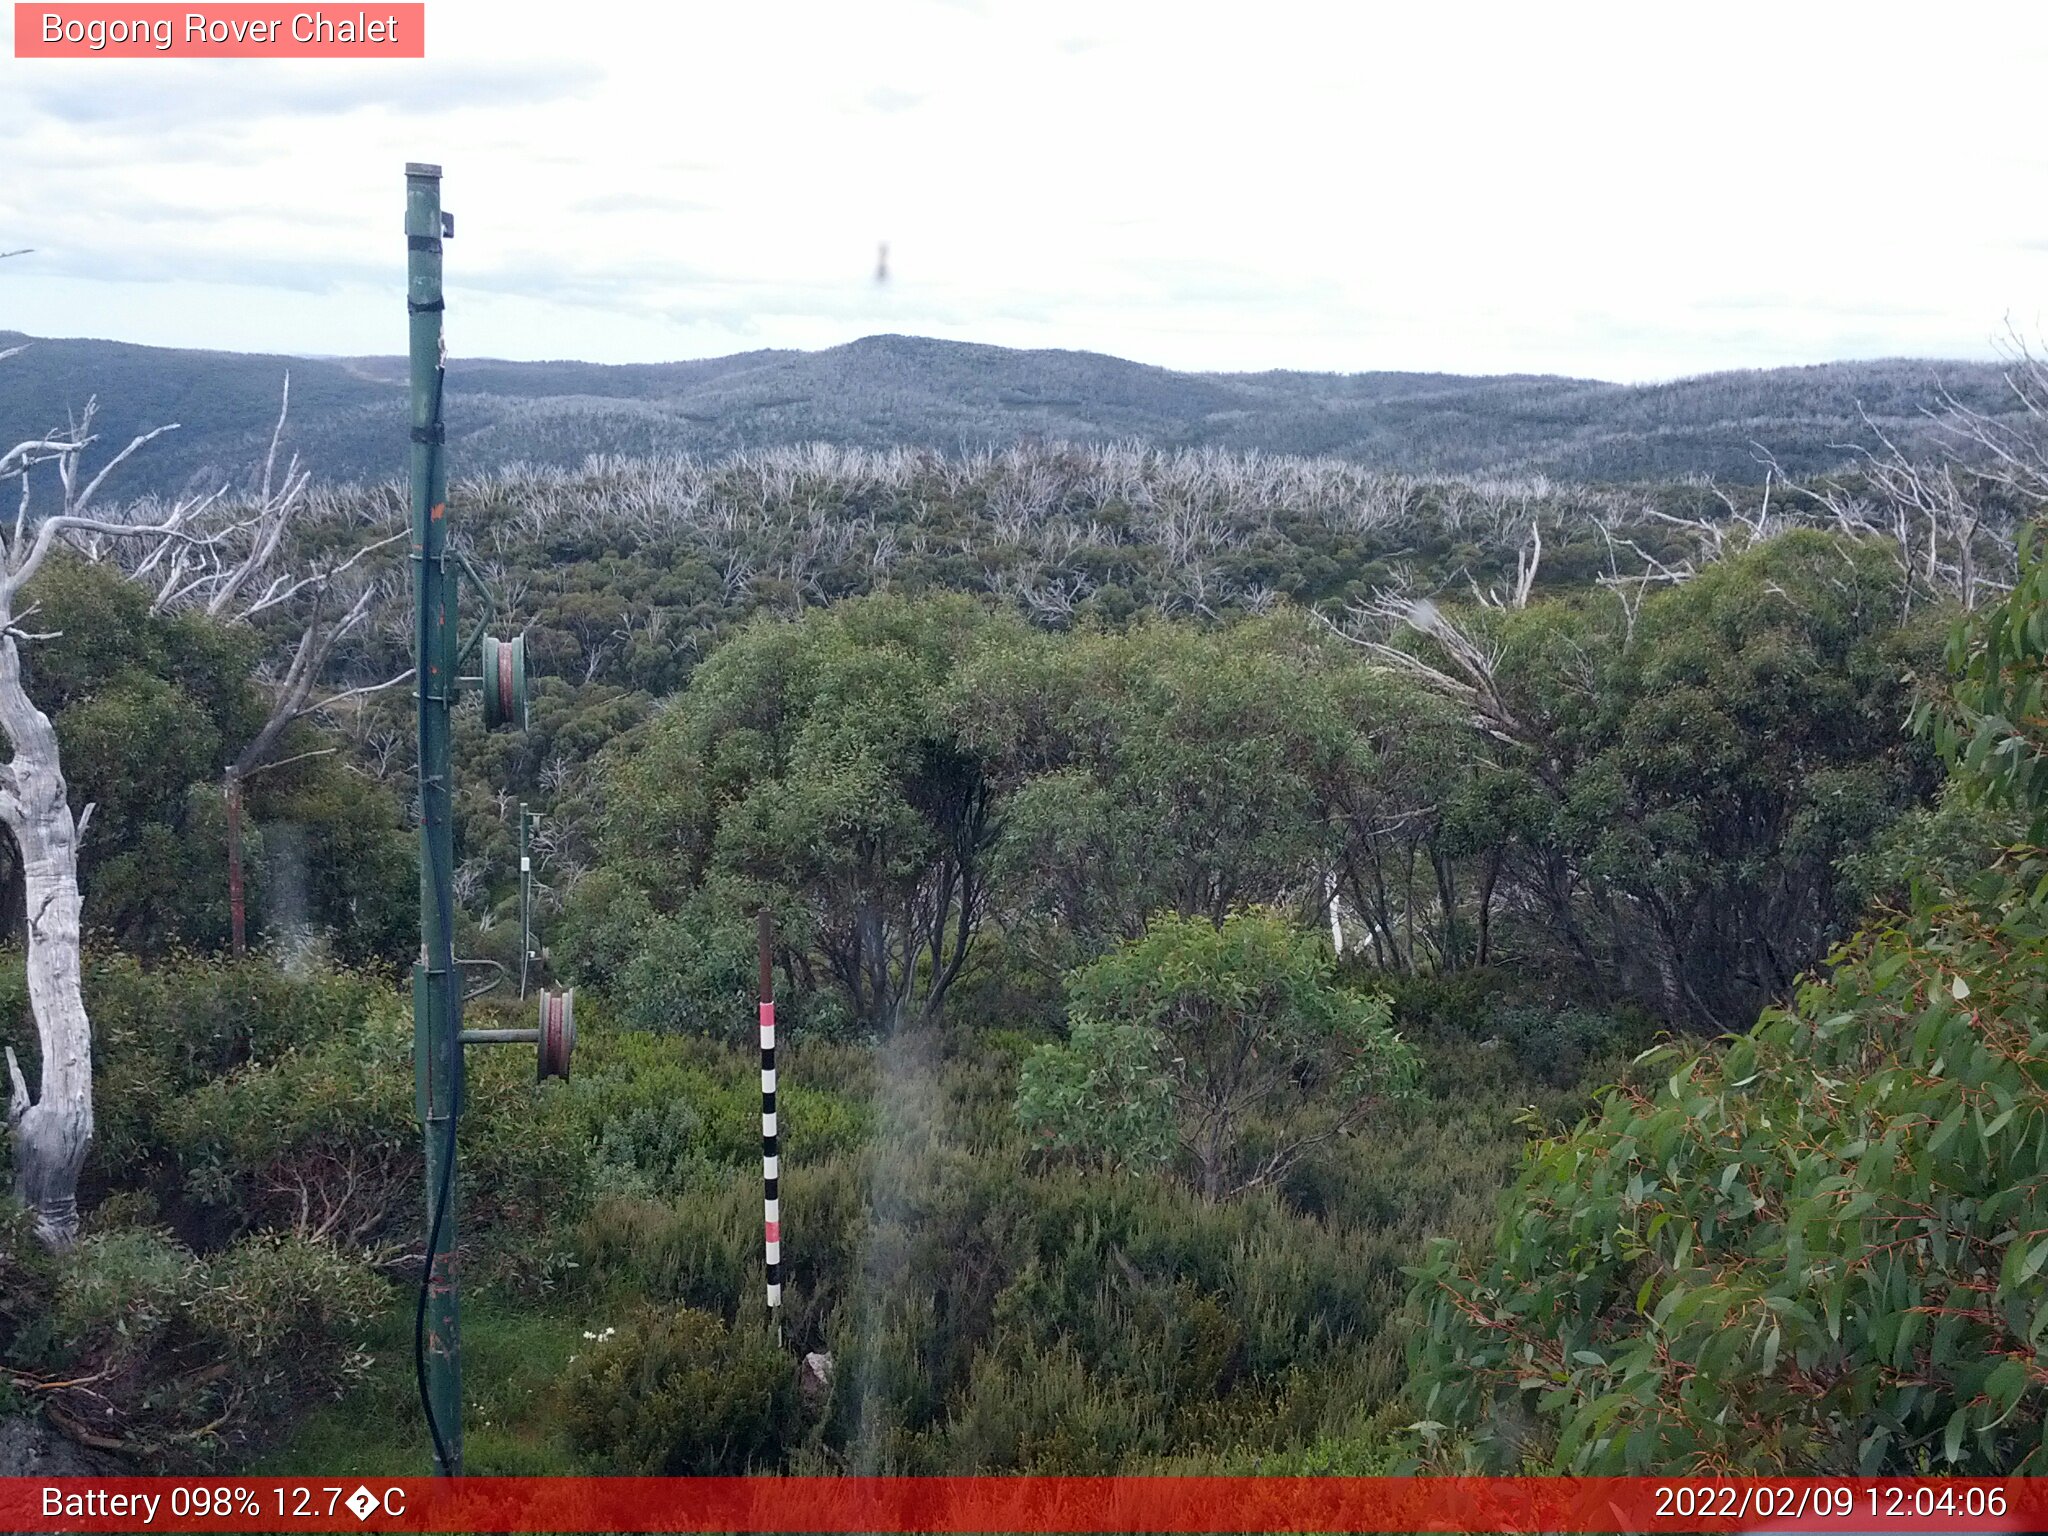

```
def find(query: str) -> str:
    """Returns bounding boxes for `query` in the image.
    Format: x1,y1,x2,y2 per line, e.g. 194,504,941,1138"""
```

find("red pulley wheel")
481,634,528,731
496,639,514,721
538,987,575,1080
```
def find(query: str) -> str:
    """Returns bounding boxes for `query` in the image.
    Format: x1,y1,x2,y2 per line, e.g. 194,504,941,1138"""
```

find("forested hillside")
1,378,2045,1475
0,328,2026,501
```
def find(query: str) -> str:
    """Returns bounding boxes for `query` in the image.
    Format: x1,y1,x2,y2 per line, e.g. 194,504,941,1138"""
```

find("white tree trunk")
0,629,93,1249
0,366,343,1250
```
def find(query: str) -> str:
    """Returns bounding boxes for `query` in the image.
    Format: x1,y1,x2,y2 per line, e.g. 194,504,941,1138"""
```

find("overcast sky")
2,1,2044,381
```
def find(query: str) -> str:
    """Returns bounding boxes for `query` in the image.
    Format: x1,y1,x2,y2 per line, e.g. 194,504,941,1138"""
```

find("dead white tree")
1787,400,2027,617
0,391,237,1247
1471,519,1544,609
1,368,405,1242
1336,593,1531,751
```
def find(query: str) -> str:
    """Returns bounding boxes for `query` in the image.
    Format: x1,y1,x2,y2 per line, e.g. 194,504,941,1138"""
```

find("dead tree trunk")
0,631,92,1248
0,370,291,1247
0,398,193,1248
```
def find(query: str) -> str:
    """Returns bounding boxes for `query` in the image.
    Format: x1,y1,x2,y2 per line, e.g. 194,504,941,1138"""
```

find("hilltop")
0,328,2020,501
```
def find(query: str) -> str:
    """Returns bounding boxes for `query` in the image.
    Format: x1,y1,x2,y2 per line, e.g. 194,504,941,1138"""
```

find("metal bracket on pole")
452,543,500,671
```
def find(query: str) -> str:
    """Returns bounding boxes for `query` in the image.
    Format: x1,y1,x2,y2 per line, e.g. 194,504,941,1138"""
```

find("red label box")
0,1476,2041,1533
14,3,425,56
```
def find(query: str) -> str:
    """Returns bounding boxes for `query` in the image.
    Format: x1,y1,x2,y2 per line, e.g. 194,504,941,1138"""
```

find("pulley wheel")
537,986,575,1081
481,633,528,731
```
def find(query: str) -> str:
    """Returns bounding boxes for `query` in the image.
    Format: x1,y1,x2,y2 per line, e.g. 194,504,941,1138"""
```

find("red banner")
13,5,425,57
0,1476,2041,1532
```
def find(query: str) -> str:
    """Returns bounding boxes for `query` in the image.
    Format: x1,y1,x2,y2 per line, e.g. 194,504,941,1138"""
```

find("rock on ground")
0,1413,127,1477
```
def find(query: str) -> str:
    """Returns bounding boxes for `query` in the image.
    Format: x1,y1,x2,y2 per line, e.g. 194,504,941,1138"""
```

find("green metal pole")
406,161,462,1478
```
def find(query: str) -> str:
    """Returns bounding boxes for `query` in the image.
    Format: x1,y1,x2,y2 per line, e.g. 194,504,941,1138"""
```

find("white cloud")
1,0,2043,380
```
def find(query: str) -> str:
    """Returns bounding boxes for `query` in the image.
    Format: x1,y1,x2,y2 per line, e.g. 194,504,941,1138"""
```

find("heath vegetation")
2,347,2046,1474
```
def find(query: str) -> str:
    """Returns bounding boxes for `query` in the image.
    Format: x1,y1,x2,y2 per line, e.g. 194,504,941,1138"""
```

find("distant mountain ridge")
0,329,2020,501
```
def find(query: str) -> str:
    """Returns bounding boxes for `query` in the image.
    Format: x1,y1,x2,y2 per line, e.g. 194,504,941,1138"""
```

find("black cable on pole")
412,359,459,1478
416,1071,458,1474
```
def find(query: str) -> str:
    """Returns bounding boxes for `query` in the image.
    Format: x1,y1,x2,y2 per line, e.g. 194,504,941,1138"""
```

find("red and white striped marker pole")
758,907,782,1343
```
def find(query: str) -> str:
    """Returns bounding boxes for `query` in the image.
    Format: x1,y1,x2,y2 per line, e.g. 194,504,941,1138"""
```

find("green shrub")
614,900,756,1039
1014,1018,1174,1173
1375,968,1513,1037
577,1192,754,1321
937,1340,1163,1472
587,1097,714,1200
26,1225,388,1457
92,1189,162,1230
562,1306,797,1473
0,1197,58,1359
53,1227,197,1361
567,1024,870,1202
939,931,1065,1038
158,1005,416,1243
1838,781,2021,908
1410,523,2048,1474
1411,885,2048,1472
1019,909,1416,1199
190,1231,387,1373
1484,1004,1642,1088
60,950,390,1175
568,1017,1485,1470
575,1152,868,1350
157,993,589,1268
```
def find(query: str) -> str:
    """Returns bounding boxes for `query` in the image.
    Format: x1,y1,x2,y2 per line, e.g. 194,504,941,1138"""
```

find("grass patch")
258,1297,587,1475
